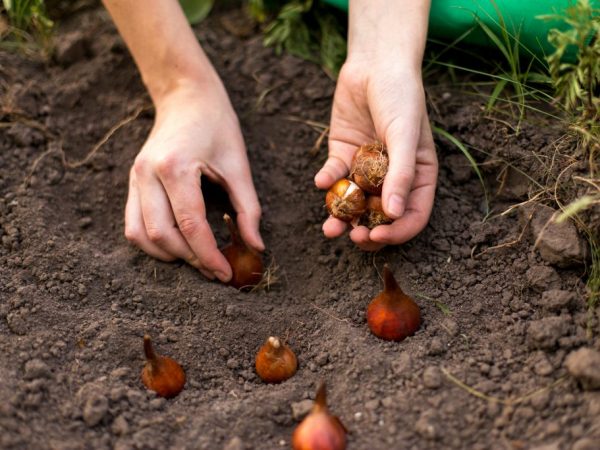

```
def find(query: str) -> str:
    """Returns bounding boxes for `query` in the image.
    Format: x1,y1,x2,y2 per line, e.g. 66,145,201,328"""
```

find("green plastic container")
322,0,599,59
179,0,214,24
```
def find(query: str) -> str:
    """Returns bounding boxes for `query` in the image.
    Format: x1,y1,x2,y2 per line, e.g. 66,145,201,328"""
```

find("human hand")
315,0,438,251
315,62,438,251
124,80,264,282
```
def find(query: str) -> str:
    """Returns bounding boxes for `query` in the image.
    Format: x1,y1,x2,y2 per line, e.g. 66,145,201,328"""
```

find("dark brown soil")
1,5,599,450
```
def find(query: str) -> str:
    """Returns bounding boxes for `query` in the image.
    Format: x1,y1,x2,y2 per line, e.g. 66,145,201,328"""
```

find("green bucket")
322,0,599,60
179,0,214,24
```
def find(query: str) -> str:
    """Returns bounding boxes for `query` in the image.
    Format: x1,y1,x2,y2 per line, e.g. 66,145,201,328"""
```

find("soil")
1,4,600,450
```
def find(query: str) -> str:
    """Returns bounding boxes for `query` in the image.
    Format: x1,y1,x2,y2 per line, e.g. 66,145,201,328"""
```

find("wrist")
347,0,430,72
144,52,221,107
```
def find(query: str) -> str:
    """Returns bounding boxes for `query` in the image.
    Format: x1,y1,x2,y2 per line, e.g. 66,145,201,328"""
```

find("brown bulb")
255,336,298,383
350,143,388,195
221,214,264,290
141,335,186,398
362,196,393,229
325,179,366,222
292,383,347,450
366,265,420,341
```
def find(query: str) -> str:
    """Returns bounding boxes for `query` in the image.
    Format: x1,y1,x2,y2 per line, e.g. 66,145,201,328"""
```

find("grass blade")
432,125,490,215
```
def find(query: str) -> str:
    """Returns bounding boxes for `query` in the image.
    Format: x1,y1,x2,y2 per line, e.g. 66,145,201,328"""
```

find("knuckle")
177,215,201,238
146,226,167,245
133,156,151,177
154,153,184,178
392,170,414,188
124,226,140,245
155,154,179,178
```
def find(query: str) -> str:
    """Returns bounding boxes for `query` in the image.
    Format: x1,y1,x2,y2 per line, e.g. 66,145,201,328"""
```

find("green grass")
425,1,599,323
431,125,490,216
1,0,53,55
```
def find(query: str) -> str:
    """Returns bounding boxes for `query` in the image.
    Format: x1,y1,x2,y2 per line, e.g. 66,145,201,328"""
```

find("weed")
431,125,490,215
539,0,599,119
248,0,346,78
1,0,53,53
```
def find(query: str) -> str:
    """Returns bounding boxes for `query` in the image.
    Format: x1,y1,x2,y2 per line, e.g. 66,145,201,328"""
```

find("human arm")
102,0,264,281
315,0,438,251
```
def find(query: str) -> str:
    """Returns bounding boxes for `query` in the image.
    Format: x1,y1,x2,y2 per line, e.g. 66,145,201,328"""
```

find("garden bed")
1,4,599,450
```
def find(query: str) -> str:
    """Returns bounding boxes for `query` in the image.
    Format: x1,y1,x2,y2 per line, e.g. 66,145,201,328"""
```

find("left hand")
315,61,438,251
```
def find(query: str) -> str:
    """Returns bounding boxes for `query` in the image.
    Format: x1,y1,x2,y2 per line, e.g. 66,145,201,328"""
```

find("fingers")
136,171,205,270
156,160,232,283
124,171,177,262
223,162,265,252
381,115,420,219
349,226,385,252
370,119,437,245
322,216,348,238
315,138,358,189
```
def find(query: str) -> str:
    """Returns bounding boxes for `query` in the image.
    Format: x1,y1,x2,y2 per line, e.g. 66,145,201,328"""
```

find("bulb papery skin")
292,411,347,450
222,214,264,290
351,143,389,195
363,196,392,229
366,266,421,342
141,335,186,398
325,179,367,222
255,337,298,383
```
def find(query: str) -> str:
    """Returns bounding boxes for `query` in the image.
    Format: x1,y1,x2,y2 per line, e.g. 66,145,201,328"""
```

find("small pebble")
83,393,109,427
423,366,442,389
23,359,51,380
291,399,313,420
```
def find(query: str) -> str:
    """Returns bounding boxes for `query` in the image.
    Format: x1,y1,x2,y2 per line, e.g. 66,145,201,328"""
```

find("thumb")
314,138,357,189
381,117,419,219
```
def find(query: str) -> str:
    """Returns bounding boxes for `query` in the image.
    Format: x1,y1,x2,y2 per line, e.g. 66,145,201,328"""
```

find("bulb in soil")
221,214,264,290
292,382,347,450
325,179,366,222
366,265,420,341
255,336,298,383
350,143,388,195
141,335,186,398
362,196,393,229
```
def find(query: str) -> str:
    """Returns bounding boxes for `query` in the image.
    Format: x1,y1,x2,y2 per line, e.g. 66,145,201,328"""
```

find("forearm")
102,0,218,104
348,0,431,71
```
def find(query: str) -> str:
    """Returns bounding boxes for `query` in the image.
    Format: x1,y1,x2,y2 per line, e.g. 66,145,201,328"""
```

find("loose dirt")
1,4,599,450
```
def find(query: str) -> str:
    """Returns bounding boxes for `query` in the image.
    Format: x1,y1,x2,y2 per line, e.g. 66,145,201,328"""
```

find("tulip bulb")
141,335,186,398
292,383,347,450
325,179,366,222
363,196,392,229
350,143,388,195
366,265,420,341
255,336,298,383
222,214,264,290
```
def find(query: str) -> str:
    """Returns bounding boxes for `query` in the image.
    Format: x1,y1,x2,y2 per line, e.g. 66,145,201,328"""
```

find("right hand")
124,79,264,282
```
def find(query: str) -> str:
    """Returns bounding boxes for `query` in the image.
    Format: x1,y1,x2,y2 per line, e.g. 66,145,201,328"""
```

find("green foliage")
539,0,600,118
2,0,53,37
248,0,346,78
1,0,53,54
262,1,314,61
431,125,490,215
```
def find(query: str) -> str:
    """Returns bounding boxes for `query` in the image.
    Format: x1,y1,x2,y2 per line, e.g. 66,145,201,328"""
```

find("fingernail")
388,194,404,218
215,270,231,283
